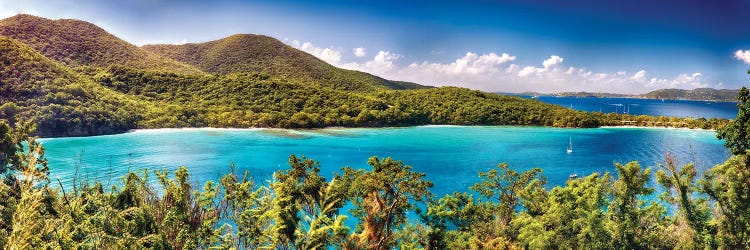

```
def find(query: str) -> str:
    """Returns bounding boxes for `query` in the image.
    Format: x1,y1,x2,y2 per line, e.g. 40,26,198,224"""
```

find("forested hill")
640,88,739,101
142,34,425,91
0,14,202,75
0,36,147,137
524,88,740,101
0,14,730,137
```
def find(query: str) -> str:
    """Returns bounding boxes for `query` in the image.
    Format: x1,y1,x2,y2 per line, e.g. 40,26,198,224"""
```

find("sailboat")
567,137,573,154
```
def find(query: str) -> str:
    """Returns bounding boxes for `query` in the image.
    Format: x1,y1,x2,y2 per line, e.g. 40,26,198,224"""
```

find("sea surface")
39,126,730,197
523,96,738,119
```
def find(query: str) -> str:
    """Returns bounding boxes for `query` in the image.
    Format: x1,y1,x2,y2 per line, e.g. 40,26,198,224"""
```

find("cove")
39,126,730,197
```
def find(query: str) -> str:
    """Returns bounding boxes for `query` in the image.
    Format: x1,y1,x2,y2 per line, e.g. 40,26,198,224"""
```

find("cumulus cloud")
288,39,719,94
630,70,647,81
406,52,516,76
353,47,366,57
518,55,563,77
735,50,750,64
289,40,342,65
543,55,563,68
340,50,402,75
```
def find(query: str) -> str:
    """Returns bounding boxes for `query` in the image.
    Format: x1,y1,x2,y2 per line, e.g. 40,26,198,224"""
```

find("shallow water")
40,126,729,196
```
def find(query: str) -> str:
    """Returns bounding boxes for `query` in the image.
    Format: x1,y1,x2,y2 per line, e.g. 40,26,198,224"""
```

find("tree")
470,163,545,229
608,161,670,249
342,157,433,250
656,153,712,248
514,173,612,249
717,86,750,156
701,154,750,248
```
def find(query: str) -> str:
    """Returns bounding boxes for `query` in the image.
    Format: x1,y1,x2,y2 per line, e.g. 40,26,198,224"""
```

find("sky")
1,0,750,94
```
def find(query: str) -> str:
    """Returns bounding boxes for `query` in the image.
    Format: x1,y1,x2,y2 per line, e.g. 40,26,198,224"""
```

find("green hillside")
142,34,426,91
0,36,151,137
0,15,729,137
0,14,202,74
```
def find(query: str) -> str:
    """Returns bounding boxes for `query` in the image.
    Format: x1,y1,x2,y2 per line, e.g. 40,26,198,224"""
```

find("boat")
568,173,578,179
567,137,573,154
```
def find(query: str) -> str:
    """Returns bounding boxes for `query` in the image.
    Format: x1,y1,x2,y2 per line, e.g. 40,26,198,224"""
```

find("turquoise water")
39,126,730,196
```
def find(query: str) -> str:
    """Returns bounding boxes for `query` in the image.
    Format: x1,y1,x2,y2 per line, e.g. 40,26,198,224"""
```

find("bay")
39,126,729,197
524,96,738,119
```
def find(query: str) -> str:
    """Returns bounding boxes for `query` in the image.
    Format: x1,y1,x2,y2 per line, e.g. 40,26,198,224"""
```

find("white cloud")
631,70,646,81
389,54,712,94
735,50,750,64
405,52,516,76
518,55,563,77
340,50,402,75
543,55,563,68
289,40,342,65
286,40,719,94
353,47,366,57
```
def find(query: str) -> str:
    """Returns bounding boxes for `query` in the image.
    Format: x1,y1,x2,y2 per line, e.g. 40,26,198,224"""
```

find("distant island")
511,88,740,102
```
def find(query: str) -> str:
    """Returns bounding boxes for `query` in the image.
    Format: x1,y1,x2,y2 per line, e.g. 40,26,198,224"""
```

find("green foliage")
142,34,424,91
515,173,612,249
2,120,750,249
717,86,750,155
0,14,202,74
0,36,149,137
608,162,670,249
342,157,433,249
1,14,728,138
656,153,713,248
701,154,750,248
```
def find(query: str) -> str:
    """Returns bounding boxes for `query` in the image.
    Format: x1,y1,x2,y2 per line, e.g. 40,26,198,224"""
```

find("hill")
0,14,202,74
640,88,738,101
142,34,427,91
0,15,729,136
0,36,150,137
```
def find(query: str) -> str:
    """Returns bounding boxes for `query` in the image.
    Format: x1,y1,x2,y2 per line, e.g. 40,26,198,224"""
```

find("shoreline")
39,124,718,139
125,124,717,133
599,125,716,132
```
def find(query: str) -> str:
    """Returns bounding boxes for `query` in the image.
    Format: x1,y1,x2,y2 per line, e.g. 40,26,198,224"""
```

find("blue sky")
1,0,750,93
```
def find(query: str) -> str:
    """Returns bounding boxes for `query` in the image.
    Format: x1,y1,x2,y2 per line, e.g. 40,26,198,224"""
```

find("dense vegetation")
141,34,425,91
0,15,730,137
0,36,148,137
0,14,202,74
0,86,748,249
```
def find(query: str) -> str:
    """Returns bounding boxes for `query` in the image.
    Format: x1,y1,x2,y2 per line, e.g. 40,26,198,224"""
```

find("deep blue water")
39,126,729,197
523,96,738,119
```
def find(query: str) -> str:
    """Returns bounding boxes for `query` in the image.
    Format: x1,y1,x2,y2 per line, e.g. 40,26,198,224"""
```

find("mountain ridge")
142,34,427,91
0,14,730,137
0,14,204,75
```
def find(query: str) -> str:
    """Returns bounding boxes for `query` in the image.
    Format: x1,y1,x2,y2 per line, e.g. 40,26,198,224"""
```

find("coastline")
37,124,719,139
125,124,718,133
599,125,716,132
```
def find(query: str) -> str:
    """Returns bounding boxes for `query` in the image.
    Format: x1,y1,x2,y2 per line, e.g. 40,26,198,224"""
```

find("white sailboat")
567,137,573,154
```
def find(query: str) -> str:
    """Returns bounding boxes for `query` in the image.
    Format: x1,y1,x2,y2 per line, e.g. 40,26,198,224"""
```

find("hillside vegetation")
142,34,426,91
0,14,202,74
0,36,148,137
0,87,748,248
0,15,730,137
